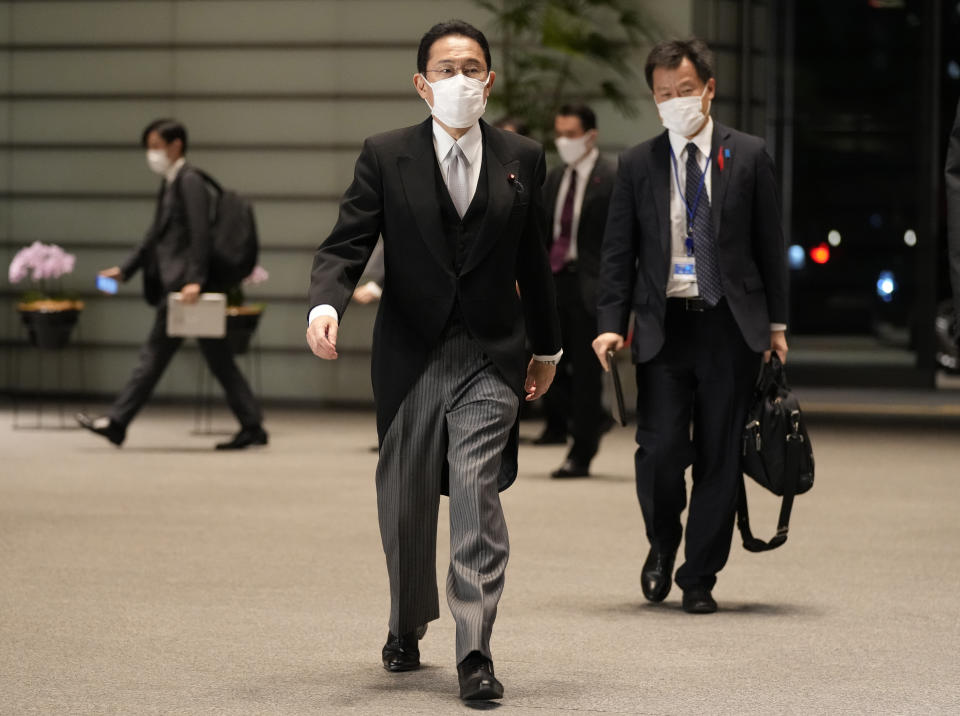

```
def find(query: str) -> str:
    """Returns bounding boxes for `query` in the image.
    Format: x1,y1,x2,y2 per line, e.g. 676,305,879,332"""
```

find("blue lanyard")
669,146,711,256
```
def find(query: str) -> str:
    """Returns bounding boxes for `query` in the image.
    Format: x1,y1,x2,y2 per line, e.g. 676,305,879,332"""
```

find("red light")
810,243,830,264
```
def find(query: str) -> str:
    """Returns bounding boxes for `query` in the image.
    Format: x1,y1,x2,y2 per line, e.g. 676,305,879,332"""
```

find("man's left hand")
524,359,556,402
181,283,202,304
764,330,788,364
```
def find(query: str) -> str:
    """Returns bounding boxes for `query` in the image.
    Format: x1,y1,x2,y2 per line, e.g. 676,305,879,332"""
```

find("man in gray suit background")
306,20,561,702
76,119,266,451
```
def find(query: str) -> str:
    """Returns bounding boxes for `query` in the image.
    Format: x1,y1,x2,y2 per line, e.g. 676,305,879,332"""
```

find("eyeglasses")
425,66,489,81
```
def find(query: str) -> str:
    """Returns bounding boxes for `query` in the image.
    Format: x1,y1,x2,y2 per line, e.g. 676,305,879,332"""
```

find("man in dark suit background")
946,98,960,325
76,119,267,451
537,104,615,478
306,21,561,701
593,39,788,613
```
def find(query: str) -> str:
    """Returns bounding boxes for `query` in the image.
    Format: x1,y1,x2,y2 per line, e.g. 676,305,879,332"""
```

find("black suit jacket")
946,98,960,320
121,163,212,306
544,155,616,314
597,122,788,361
309,118,562,488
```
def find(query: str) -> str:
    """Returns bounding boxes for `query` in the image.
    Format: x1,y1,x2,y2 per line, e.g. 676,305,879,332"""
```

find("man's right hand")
99,266,122,280
306,316,339,360
352,281,382,305
592,332,625,372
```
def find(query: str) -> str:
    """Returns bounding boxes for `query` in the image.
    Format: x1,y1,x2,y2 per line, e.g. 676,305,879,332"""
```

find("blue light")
788,244,806,270
876,270,897,302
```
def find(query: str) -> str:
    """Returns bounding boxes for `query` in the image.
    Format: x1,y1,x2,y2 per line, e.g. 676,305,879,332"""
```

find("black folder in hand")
607,350,627,427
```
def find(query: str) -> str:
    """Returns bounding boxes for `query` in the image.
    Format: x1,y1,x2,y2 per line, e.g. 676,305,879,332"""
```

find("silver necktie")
446,142,471,218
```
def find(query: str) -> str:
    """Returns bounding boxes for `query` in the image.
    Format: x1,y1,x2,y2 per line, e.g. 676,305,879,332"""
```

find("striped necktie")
686,142,723,305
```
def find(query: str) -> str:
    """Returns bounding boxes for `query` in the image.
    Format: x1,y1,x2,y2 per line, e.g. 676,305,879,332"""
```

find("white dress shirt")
165,156,186,184
551,147,599,263
309,119,563,362
666,118,713,299
665,118,786,332
433,120,484,204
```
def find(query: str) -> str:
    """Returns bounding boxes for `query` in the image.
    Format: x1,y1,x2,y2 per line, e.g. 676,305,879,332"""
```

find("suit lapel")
649,132,672,257
149,179,175,240
397,118,454,273
572,156,605,236
545,167,562,226
710,122,733,240
461,122,518,276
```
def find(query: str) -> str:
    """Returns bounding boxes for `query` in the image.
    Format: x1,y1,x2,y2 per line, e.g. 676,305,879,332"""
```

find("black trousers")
541,268,605,464
109,306,262,430
634,298,759,590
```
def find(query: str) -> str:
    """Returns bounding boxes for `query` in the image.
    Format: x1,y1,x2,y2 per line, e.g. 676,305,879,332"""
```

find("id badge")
672,256,696,282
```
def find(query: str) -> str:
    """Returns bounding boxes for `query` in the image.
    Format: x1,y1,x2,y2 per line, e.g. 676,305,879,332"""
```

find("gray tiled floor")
2,405,958,714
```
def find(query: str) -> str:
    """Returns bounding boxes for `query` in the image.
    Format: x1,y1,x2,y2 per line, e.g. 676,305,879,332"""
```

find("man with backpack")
76,119,267,450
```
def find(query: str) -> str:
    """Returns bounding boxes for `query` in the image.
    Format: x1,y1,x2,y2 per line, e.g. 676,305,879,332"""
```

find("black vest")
434,150,489,274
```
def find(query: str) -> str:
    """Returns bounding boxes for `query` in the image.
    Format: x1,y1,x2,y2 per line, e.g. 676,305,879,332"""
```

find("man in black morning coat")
306,21,561,702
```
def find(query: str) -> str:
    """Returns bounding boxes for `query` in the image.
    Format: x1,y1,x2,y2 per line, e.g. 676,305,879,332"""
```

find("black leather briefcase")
737,353,814,552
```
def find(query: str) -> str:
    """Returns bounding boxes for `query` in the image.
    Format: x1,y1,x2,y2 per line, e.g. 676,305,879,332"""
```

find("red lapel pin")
717,145,725,171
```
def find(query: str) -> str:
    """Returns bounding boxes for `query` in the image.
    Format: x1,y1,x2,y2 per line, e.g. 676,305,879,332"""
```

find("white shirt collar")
668,116,714,163
566,146,600,177
165,156,186,184
432,120,483,166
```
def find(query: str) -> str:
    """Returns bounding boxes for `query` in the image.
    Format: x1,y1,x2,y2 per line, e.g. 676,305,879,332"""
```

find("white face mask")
656,84,710,137
421,73,489,129
146,149,171,175
555,134,593,166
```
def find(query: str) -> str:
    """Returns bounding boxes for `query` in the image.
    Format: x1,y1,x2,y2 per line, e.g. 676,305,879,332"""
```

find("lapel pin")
508,173,524,193
717,146,725,171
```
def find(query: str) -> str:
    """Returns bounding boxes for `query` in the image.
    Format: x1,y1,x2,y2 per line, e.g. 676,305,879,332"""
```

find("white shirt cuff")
533,349,563,364
770,323,787,332
308,304,339,326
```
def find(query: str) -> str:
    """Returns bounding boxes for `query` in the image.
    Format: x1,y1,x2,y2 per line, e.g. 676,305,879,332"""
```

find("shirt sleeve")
308,304,339,326
533,349,564,363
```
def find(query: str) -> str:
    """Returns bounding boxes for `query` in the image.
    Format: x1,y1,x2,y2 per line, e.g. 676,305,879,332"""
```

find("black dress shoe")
215,426,268,450
457,651,503,701
640,547,676,602
532,429,566,445
381,624,427,672
682,587,718,614
551,458,590,478
75,412,125,446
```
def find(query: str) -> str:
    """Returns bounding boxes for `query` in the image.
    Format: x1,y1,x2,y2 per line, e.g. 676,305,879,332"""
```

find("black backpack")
737,353,815,552
181,168,259,287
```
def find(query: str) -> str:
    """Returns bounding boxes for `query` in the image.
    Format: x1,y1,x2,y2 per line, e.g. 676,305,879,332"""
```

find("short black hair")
493,115,530,137
556,103,597,132
417,20,492,75
141,119,188,154
644,38,715,90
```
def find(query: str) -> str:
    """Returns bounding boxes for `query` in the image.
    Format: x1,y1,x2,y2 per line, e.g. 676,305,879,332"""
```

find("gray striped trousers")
375,324,518,663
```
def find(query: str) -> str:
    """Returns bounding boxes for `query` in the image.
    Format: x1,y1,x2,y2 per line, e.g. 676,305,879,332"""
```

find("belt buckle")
685,298,707,312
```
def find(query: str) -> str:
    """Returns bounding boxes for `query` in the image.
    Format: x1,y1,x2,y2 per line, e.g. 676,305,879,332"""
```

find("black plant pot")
226,311,262,355
19,307,81,350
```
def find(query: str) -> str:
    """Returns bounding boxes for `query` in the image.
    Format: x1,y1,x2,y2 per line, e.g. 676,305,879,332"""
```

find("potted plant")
224,265,268,355
475,0,660,142
8,241,84,350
